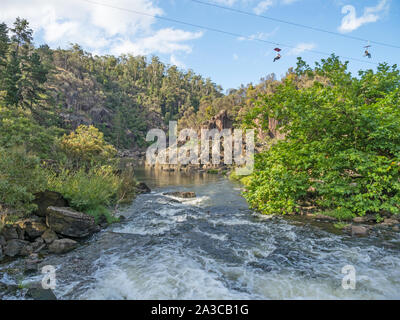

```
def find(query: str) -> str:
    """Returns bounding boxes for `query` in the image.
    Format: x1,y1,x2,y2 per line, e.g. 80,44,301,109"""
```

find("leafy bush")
0,147,47,214
47,165,120,215
59,125,117,168
0,106,63,159
244,56,400,220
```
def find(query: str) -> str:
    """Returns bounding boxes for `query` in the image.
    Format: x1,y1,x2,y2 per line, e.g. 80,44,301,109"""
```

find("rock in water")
46,207,97,238
33,191,69,217
163,191,196,199
383,219,398,226
351,225,369,236
48,239,78,254
26,285,57,300
4,239,30,257
136,182,151,194
353,217,366,223
314,214,338,222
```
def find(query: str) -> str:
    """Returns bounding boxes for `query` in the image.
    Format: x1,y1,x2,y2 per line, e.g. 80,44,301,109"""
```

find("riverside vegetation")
0,17,223,234
241,56,400,224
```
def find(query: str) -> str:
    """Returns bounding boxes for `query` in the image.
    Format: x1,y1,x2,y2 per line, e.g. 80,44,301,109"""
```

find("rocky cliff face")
46,67,108,129
146,110,237,173
201,110,233,131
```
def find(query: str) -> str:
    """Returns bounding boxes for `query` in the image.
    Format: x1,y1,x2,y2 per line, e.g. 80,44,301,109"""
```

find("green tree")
10,17,33,57
244,56,400,220
21,51,48,109
3,51,21,106
0,22,9,68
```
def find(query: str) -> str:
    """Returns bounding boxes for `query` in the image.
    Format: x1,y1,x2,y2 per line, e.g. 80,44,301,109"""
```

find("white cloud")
281,0,299,4
338,0,389,33
237,27,279,41
211,0,238,5
233,53,239,60
0,0,203,56
112,28,203,56
253,0,300,14
288,42,316,55
253,0,274,14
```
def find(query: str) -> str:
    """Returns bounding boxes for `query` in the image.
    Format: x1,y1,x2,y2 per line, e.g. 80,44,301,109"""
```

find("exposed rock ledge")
46,206,98,238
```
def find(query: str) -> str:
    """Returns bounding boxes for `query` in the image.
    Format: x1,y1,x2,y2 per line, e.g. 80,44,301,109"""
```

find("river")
1,167,400,299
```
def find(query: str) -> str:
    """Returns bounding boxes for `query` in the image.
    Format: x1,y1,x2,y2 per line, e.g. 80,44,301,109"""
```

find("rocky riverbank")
0,192,99,264
273,210,400,237
0,184,152,268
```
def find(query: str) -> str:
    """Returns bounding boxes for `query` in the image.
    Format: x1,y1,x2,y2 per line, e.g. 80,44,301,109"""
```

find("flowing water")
1,167,400,299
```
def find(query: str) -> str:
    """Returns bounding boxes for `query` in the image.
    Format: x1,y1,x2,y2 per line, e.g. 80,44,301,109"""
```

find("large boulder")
4,239,30,257
1,225,25,241
15,218,47,240
33,191,69,217
46,207,97,238
48,239,78,254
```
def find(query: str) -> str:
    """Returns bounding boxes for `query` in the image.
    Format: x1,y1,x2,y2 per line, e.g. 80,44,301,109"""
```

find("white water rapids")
1,168,400,299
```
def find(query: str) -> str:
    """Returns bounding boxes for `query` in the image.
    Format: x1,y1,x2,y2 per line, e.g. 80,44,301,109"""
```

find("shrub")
59,125,117,168
47,165,120,216
0,147,47,214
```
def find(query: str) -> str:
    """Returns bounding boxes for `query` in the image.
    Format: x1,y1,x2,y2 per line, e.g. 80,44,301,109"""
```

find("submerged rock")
163,191,196,199
48,238,78,254
46,207,97,238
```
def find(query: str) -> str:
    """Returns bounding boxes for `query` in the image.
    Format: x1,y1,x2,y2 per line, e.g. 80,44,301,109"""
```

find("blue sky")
1,0,398,91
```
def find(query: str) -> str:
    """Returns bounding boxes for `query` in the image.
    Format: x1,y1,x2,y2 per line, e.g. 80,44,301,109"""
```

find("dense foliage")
0,147,46,214
243,56,400,220
59,125,117,168
0,18,143,222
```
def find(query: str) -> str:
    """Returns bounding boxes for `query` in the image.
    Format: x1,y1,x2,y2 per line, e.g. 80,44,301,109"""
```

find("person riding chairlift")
364,44,372,59
273,48,282,62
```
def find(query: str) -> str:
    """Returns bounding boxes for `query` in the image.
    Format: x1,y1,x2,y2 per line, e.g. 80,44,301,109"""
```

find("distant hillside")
0,18,224,151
